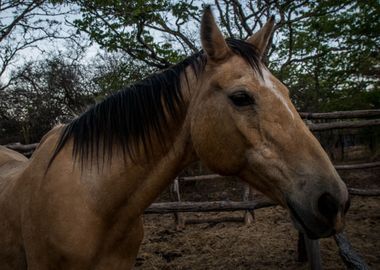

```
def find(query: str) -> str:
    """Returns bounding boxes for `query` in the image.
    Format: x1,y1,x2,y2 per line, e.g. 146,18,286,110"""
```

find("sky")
0,2,103,83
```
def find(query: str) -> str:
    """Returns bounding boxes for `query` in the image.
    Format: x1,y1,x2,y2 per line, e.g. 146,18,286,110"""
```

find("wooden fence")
145,169,374,270
299,109,380,119
5,109,380,154
4,109,379,270
143,109,379,270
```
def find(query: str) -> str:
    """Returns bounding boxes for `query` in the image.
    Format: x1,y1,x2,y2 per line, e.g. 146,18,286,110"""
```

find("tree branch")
0,0,45,43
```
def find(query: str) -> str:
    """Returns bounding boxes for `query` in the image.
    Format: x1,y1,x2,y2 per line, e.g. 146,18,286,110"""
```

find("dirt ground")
135,168,380,270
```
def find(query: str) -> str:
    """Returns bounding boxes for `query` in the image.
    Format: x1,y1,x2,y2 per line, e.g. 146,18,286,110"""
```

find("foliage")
0,0,85,83
70,0,379,112
0,56,95,144
0,52,153,144
274,0,380,111
91,52,155,98
71,0,200,68
0,0,379,143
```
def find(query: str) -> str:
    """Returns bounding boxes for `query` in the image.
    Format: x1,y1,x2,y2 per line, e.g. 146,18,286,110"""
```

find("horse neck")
91,67,199,219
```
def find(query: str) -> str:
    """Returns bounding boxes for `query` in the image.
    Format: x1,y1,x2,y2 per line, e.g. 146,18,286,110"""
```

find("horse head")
190,7,349,239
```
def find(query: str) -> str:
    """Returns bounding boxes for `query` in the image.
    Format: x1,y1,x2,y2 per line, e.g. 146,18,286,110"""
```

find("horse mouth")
286,199,333,240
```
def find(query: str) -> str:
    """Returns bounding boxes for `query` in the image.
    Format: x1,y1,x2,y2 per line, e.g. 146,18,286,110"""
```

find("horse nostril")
318,192,339,220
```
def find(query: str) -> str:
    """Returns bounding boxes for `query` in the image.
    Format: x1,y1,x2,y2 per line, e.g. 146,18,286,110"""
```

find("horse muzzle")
286,193,350,239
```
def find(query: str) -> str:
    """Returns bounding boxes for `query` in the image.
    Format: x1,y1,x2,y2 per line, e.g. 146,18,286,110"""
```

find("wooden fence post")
297,232,308,262
170,178,186,230
305,236,322,270
243,183,255,225
297,233,322,270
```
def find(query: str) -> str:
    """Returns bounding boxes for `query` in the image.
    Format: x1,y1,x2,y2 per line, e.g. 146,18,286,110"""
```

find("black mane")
49,39,261,166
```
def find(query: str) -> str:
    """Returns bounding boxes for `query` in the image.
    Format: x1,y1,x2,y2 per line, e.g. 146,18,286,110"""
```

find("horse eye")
228,91,254,107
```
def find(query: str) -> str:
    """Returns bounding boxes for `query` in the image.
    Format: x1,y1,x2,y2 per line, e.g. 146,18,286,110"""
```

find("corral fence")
145,109,380,270
4,109,380,270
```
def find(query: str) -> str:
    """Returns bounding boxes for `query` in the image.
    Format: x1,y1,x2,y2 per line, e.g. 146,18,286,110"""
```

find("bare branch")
150,20,198,52
0,0,45,42
230,0,253,36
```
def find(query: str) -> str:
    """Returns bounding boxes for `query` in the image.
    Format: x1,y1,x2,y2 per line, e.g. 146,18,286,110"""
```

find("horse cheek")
190,109,246,175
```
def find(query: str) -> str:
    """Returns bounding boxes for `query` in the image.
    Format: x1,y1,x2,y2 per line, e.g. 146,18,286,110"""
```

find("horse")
0,145,28,180
0,7,349,269
0,145,29,269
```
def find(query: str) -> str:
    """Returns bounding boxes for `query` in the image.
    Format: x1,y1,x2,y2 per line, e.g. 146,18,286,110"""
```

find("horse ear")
247,16,275,56
200,6,230,62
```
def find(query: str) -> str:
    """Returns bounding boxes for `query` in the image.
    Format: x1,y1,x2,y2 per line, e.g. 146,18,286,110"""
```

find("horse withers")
0,7,349,270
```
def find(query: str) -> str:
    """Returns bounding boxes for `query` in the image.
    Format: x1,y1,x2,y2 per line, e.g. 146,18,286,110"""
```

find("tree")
275,0,380,111
71,0,379,111
71,0,200,69
0,0,84,87
0,50,157,144
1,0,379,144
91,52,155,98
0,55,96,144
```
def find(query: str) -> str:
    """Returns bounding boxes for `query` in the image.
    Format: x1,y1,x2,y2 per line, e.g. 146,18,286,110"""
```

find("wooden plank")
185,216,244,224
147,188,378,215
308,119,380,131
179,174,223,181
300,109,380,119
335,162,380,170
348,188,380,196
334,233,369,270
145,199,276,214
179,161,380,183
5,142,39,152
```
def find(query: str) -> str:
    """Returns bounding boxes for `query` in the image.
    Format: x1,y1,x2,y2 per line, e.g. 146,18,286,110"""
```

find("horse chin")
286,199,336,240
289,213,320,240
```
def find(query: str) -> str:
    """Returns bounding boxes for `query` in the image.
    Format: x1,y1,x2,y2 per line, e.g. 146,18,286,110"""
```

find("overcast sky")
0,3,104,83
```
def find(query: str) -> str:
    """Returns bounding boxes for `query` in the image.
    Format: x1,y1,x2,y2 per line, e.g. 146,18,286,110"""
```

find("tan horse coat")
0,7,349,270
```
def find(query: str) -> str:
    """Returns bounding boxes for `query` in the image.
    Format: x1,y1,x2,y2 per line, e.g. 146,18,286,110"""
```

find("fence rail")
179,160,380,183
4,109,380,155
300,109,380,119
348,188,380,196
145,188,380,215
335,162,380,170
5,142,39,152
308,119,380,131
145,198,275,214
